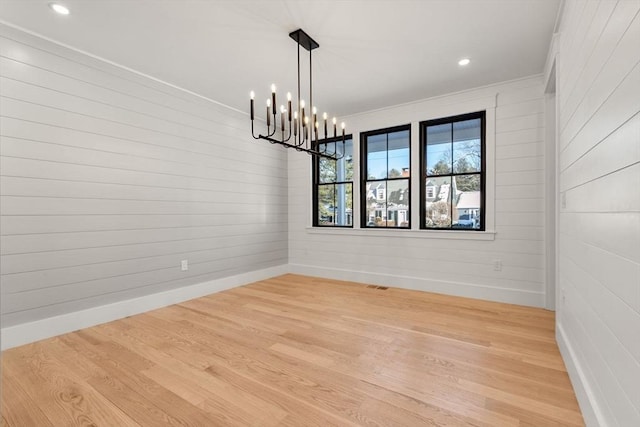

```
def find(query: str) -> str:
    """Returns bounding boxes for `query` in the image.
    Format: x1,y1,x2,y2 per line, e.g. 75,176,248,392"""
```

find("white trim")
544,58,558,311
557,323,607,427
544,33,560,90
0,264,288,351
309,95,498,235
305,226,496,241
289,263,543,307
343,75,534,120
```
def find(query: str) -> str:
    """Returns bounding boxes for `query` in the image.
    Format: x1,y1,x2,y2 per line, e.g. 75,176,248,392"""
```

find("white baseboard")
288,263,545,307
1,263,544,351
1,264,288,351
557,322,605,427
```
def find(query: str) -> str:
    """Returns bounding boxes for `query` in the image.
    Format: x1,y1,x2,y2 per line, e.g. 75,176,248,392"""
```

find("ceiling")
0,0,560,117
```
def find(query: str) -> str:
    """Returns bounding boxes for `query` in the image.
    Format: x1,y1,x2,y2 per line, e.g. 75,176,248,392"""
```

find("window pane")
336,139,354,181
453,119,481,173
364,181,387,226
314,137,353,228
425,176,452,228
319,155,336,183
452,174,481,229
426,123,452,176
367,134,387,179
387,179,409,227
334,183,353,226
317,184,335,225
388,130,410,178
367,155,386,179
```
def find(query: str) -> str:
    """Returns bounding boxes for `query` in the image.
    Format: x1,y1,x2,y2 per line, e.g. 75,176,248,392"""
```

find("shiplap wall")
554,1,640,426
288,75,548,307
0,24,288,329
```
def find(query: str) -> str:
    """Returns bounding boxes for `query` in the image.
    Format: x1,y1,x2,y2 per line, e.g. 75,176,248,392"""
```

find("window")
420,111,485,230
313,137,353,227
361,125,411,228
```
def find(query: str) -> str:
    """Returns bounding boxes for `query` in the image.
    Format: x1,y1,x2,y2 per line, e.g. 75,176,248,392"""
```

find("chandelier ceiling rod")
250,29,346,159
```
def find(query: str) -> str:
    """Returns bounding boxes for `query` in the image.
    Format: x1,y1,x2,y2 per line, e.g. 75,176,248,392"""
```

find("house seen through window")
420,111,485,230
361,125,411,228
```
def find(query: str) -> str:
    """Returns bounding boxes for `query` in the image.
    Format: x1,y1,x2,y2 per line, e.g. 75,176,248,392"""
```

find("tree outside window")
421,112,485,230
313,138,353,227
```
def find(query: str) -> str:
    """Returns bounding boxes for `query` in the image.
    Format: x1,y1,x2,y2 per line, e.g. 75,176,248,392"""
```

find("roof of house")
456,191,480,209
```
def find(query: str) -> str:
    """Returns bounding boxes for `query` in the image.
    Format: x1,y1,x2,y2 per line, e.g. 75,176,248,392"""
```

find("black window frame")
419,111,486,231
360,124,412,229
312,135,354,228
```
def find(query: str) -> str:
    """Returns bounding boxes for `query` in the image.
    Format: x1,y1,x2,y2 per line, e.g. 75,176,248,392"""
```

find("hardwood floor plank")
1,274,584,426
1,372,54,427
62,333,217,426
485,398,582,427
461,379,585,425
3,341,138,426
142,309,515,426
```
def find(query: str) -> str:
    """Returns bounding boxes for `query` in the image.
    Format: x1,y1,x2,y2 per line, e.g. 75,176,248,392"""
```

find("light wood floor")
1,274,584,426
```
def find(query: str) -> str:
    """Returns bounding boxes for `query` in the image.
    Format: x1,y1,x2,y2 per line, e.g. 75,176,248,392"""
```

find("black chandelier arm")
314,136,346,159
258,134,345,159
250,120,262,140
275,118,295,144
249,29,346,159
267,113,278,138
253,118,298,145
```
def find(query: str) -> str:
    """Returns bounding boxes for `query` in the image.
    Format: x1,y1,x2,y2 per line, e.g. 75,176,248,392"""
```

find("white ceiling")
0,0,560,117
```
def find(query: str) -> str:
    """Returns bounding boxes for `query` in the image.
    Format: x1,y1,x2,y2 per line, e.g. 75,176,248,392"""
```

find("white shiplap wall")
554,1,640,426
0,24,288,336
288,75,548,308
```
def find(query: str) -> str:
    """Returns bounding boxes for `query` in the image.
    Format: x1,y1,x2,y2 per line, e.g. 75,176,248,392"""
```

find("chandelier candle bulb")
312,107,317,132
266,99,271,127
250,91,255,120
248,29,346,159
323,113,328,137
271,84,277,115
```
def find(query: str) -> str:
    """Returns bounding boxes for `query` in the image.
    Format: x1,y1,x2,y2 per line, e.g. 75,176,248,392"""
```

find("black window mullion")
420,111,485,231
313,136,353,228
450,122,454,227
361,124,410,229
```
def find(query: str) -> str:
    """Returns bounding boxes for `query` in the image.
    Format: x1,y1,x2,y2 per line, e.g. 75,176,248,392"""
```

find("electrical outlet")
181,259,188,271
561,192,567,209
561,287,566,306
493,259,502,271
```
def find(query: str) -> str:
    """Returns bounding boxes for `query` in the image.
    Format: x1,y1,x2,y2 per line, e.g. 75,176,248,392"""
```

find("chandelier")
250,29,346,159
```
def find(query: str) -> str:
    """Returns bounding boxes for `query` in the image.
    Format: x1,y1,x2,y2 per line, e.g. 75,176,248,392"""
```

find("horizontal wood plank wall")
555,1,640,426
288,75,547,307
0,24,288,328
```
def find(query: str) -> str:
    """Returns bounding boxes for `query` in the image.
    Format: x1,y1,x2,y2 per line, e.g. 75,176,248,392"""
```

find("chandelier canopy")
250,29,346,159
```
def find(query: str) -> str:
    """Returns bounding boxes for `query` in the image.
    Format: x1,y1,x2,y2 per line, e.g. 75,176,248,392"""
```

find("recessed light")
49,3,70,15
458,58,470,66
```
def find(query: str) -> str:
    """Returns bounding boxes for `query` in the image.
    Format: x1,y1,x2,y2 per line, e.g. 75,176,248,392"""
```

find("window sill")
305,227,496,241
